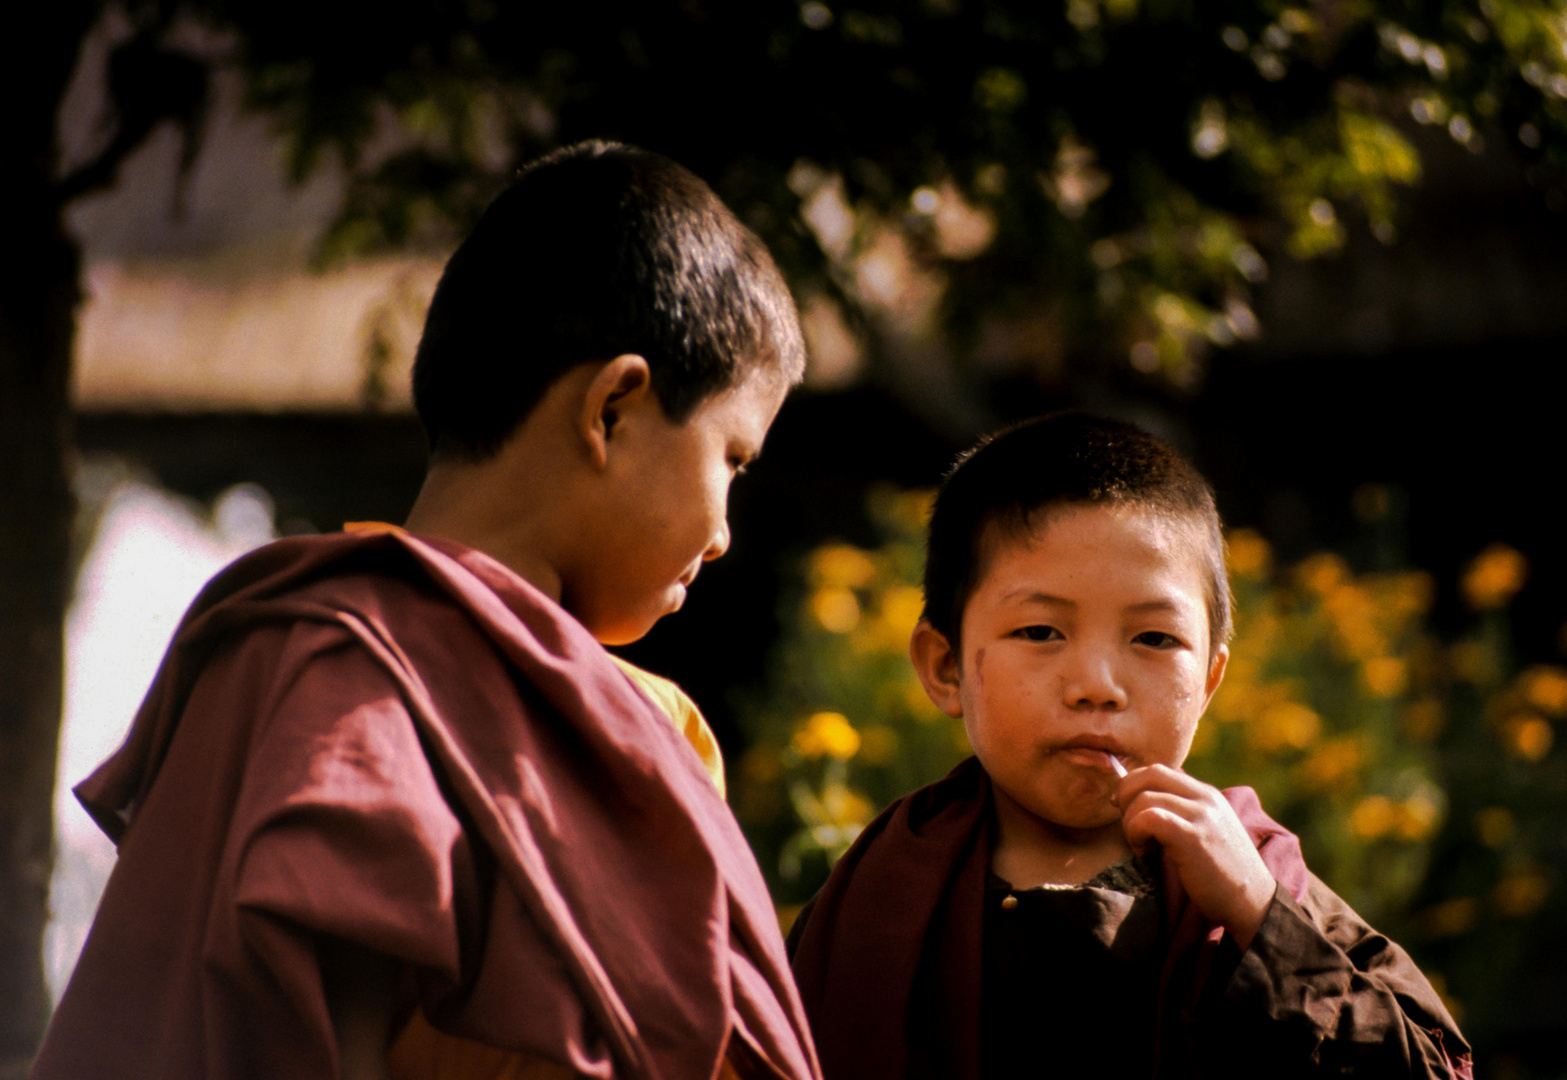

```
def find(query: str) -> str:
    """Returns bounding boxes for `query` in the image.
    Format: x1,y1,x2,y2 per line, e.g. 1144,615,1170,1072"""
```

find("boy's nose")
1061,652,1128,711
703,518,732,561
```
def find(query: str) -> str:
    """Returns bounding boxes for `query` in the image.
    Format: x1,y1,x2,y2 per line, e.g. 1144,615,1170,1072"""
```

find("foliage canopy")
108,0,1567,397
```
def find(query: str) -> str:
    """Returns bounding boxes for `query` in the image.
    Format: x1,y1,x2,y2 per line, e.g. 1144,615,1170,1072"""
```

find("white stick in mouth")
1109,755,1128,779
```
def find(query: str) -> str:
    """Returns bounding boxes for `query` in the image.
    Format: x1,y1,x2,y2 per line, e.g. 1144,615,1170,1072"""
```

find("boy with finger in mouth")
788,412,1470,1080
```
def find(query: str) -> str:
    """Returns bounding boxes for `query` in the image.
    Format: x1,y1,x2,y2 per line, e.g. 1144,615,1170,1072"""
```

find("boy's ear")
1201,643,1230,711
910,620,964,719
579,354,653,470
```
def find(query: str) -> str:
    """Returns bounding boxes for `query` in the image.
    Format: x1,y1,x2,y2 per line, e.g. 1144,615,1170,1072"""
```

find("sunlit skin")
910,503,1279,948
405,354,787,644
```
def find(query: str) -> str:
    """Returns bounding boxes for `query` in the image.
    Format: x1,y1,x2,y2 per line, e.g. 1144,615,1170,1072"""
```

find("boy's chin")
584,588,686,646
1045,805,1123,834
1004,787,1123,836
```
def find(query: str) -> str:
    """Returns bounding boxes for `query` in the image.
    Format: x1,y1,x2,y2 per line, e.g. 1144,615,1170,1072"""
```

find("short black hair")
413,140,805,460
922,412,1231,652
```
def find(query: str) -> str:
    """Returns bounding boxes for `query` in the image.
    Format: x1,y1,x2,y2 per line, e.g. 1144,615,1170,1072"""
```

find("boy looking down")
35,142,821,1080
787,413,1470,1080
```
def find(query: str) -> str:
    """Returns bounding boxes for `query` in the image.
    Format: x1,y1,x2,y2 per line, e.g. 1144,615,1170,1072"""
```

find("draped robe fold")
34,529,821,1080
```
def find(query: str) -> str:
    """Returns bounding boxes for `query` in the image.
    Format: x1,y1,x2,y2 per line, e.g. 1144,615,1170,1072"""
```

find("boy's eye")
1133,631,1182,649
1014,624,1063,643
728,455,750,476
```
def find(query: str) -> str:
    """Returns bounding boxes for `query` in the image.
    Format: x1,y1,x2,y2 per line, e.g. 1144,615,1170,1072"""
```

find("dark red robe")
34,529,820,1080
788,757,1471,1080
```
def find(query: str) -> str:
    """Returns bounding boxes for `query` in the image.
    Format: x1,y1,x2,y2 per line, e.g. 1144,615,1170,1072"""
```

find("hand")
1116,765,1277,949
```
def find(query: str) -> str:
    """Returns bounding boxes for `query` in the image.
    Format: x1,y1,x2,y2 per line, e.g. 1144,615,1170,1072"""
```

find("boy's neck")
988,785,1134,889
403,461,566,604
403,366,606,606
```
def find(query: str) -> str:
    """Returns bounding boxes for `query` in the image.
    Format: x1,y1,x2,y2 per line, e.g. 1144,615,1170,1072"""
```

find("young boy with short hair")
787,413,1470,1080
35,142,821,1080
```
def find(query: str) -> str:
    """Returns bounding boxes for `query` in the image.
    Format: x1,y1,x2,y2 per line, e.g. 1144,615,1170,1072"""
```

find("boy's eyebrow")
1000,590,1075,606
1125,598,1180,614
1000,592,1184,615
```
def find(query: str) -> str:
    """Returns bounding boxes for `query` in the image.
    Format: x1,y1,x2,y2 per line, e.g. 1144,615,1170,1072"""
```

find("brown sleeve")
1198,874,1472,1078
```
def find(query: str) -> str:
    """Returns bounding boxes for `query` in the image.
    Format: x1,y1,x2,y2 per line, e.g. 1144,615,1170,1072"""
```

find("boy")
35,142,821,1080
787,413,1470,1080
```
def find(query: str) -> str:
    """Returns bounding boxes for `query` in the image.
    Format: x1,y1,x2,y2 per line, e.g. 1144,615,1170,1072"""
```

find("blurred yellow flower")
1402,699,1444,741
810,543,878,589
1226,528,1272,579
1475,806,1516,849
811,587,861,633
1251,700,1321,752
1419,896,1480,939
1461,543,1528,609
858,725,900,765
1493,867,1550,918
818,781,874,827
1349,795,1397,839
1388,572,1435,618
1395,793,1441,841
793,711,863,759
855,584,926,653
1301,735,1364,791
1519,665,1567,717
1279,8,1315,35
1361,656,1408,698
1299,552,1349,596
1324,583,1384,659
1500,714,1553,762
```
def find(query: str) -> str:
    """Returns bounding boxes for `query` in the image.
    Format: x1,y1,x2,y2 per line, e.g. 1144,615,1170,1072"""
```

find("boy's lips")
1052,736,1130,772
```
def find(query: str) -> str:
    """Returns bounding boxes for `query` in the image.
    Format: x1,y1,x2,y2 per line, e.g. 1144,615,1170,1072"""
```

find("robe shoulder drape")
35,529,820,1080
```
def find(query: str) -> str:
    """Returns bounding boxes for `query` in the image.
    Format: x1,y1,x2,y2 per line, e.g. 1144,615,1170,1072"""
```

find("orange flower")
811,587,861,633
1500,714,1553,762
1461,543,1528,609
793,711,862,760
1226,528,1272,579
1493,868,1550,917
1519,665,1567,717
809,543,877,589
1419,897,1480,938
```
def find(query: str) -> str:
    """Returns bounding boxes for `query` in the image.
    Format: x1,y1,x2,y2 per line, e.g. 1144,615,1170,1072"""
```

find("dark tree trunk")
1,5,97,1075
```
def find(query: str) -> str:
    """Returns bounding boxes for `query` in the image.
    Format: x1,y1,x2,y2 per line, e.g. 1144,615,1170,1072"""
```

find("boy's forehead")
698,367,789,437
971,502,1209,596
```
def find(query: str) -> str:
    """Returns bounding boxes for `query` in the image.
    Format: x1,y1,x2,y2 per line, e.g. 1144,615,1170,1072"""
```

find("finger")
1120,789,1205,827
1121,805,1198,852
1115,763,1212,808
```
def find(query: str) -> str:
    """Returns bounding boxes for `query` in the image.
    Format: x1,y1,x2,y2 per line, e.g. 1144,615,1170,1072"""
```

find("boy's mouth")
1053,736,1130,774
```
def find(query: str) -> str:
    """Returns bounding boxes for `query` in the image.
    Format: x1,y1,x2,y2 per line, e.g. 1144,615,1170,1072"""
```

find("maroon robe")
788,757,1471,1080
34,529,821,1080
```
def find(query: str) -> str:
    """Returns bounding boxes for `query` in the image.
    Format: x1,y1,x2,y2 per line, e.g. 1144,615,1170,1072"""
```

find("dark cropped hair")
922,412,1231,653
413,140,805,460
